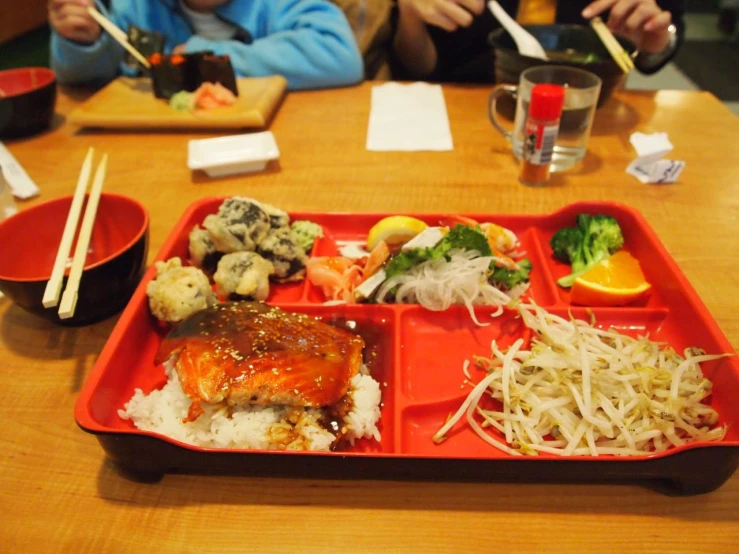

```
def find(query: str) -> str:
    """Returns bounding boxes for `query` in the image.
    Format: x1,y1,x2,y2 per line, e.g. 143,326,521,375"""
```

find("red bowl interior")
0,193,148,282
0,68,56,99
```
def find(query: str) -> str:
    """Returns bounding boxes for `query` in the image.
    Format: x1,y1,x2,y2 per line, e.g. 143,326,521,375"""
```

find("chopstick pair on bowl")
589,17,636,74
87,5,151,69
42,148,108,319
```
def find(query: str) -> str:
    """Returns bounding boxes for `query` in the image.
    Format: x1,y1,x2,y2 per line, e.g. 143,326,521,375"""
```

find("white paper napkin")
626,132,685,184
0,142,40,199
366,82,453,152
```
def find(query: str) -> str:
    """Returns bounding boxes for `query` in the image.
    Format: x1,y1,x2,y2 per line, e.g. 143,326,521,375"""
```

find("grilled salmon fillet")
156,302,365,421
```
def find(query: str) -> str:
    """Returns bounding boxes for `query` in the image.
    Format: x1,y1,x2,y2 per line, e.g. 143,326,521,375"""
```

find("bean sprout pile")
374,249,529,326
434,302,730,456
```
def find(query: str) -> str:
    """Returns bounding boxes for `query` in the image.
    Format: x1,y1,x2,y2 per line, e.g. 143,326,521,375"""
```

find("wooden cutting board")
69,76,287,130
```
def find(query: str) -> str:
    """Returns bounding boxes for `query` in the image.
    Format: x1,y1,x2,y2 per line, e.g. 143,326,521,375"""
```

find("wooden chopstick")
42,147,95,309
58,154,109,320
590,17,635,73
591,17,634,71
87,7,151,69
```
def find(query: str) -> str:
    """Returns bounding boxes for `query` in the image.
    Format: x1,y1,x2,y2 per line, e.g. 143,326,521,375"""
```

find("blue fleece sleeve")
183,0,364,90
50,31,128,85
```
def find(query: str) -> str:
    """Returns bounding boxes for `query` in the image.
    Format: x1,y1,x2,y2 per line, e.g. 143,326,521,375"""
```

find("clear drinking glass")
489,65,602,172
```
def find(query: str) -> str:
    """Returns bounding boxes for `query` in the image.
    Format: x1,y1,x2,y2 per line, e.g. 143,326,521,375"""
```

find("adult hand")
172,44,187,55
48,0,101,45
582,0,672,53
399,0,485,32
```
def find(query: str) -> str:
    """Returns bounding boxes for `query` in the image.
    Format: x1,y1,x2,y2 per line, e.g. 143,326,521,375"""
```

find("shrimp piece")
481,222,519,253
439,215,480,228
363,240,390,278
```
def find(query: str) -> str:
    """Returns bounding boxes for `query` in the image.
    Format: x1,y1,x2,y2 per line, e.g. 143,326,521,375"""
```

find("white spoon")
488,1,548,60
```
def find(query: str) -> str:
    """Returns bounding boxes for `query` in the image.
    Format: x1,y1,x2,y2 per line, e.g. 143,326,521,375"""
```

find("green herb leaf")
440,225,492,256
385,247,434,278
489,258,532,290
384,225,491,278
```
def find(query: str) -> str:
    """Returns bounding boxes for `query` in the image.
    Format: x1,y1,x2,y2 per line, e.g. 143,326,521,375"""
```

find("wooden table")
2,83,738,553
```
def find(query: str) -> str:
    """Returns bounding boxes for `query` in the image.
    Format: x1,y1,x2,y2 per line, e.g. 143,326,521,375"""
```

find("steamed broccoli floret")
586,214,624,263
550,227,585,269
550,214,624,288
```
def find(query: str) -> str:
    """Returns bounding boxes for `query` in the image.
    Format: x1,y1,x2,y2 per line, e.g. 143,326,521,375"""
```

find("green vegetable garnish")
169,91,193,112
385,224,491,278
490,258,532,290
440,224,492,256
291,220,324,253
550,213,624,288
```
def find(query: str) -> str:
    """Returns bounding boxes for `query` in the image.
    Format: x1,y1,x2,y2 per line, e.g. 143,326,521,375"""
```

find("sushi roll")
149,52,214,99
125,25,164,71
196,54,239,97
149,53,189,99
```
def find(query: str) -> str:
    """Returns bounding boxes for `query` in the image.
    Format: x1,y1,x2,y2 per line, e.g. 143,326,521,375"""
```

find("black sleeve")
398,0,685,81
425,11,499,82
421,0,528,83
636,0,686,74
557,0,686,74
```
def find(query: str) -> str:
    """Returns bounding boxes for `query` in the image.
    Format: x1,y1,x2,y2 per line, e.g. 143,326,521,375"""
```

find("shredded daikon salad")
433,302,730,456
375,249,529,326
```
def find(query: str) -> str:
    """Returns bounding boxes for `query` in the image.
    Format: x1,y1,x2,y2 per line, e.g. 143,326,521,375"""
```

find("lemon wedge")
366,216,428,251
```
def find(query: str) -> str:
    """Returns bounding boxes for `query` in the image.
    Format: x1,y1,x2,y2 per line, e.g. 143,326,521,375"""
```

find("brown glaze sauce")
319,314,390,450
157,302,365,411
157,303,389,451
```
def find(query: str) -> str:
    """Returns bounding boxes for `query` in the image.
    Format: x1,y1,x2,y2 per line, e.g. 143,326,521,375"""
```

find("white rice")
119,359,382,451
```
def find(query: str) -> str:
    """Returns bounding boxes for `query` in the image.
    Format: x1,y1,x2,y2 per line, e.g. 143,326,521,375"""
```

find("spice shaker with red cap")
519,84,566,187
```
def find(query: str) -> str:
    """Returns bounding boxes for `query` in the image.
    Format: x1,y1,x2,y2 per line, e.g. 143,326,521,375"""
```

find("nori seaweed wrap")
150,53,190,99
125,25,165,70
149,51,239,100
196,54,239,97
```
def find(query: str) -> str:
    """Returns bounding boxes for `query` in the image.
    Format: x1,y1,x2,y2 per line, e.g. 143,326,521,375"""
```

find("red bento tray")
75,199,739,494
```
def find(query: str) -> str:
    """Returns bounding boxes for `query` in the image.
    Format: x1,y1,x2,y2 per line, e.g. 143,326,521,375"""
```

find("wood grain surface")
1,82,738,553
68,76,287,130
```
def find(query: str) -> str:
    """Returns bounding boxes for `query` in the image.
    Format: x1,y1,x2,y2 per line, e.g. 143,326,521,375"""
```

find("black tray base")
93,432,739,496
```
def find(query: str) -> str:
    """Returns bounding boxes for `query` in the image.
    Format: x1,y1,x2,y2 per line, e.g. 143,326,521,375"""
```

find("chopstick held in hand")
590,16,635,73
87,6,151,69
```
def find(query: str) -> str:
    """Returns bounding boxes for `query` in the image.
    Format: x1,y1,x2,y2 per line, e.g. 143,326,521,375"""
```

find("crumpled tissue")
626,132,685,184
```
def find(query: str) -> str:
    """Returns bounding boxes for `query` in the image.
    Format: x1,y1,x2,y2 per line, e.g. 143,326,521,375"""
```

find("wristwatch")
634,23,679,72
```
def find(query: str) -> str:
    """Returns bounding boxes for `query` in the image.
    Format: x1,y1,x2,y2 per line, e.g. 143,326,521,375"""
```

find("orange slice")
570,251,651,307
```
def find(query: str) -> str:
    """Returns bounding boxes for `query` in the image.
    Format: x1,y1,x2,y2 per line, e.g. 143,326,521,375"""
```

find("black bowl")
489,24,636,107
0,193,149,326
0,68,57,139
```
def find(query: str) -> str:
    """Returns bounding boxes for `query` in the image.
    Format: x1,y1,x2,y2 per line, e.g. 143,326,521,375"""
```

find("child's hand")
582,0,672,53
49,0,101,45
399,0,485,32
172,44,187,55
